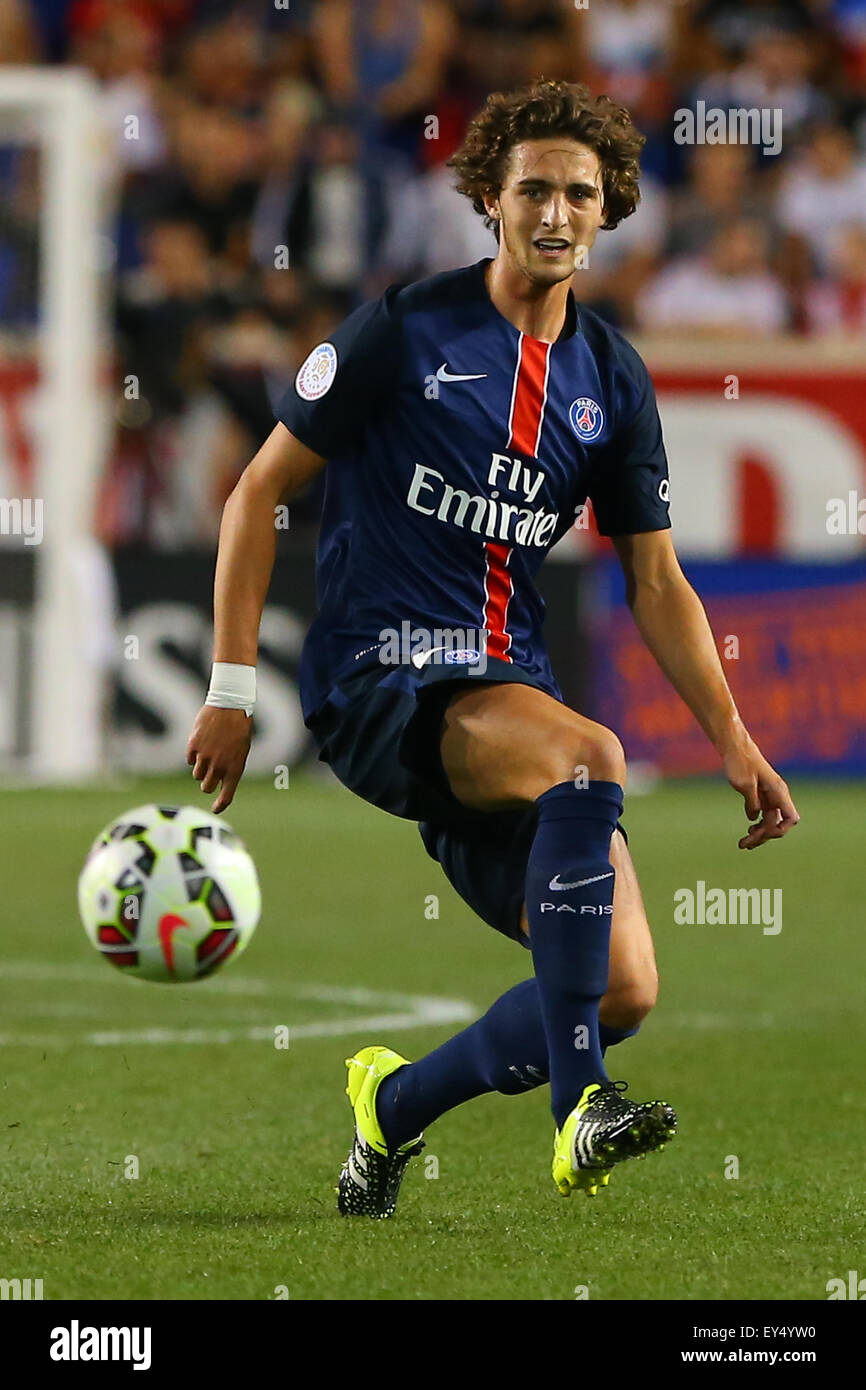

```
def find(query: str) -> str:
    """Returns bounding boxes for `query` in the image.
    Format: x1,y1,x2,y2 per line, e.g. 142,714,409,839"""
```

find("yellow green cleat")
337,1045,424,1218
552,1080,676,1197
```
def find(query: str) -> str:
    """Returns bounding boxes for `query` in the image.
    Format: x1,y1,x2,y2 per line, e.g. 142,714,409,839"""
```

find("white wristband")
205,662,256,718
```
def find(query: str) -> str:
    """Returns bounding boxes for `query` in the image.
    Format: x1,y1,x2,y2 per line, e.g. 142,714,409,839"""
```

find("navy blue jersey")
276,258,670,723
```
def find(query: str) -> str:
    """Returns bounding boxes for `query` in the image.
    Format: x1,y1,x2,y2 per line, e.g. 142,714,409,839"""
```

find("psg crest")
442,649,481,664
569,396,604,442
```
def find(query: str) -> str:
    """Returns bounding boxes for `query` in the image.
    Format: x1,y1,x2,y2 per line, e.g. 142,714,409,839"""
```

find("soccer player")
187,81,800,1218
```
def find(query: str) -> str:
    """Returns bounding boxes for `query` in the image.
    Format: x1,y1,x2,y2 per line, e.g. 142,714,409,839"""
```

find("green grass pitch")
0,771,862,1301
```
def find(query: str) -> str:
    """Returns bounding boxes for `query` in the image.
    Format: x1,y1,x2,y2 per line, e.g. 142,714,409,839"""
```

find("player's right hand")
186,706,252,814
723,735,800,850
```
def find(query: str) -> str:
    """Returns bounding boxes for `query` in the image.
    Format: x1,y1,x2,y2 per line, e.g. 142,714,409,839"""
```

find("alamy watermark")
827,1270,866,1299
0,497,43,545
1,1276,43,1299
376,622,489,674
49,1322,151,1370
673,102,783,157
674,881,782,935
826,492,866,535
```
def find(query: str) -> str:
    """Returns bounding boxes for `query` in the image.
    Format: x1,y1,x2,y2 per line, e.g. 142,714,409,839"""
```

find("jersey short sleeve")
275,287,402,458
588,350,671,537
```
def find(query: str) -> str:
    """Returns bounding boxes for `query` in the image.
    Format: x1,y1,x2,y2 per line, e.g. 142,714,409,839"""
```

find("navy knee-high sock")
524,779,623,1127
375,978,639,1149
375,980,545,1148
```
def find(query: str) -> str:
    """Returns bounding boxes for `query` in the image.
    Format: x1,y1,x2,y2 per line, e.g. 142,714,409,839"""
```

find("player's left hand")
723,737,800,849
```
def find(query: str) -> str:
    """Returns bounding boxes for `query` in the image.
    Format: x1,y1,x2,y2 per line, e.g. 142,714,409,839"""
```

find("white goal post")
0,67,117,779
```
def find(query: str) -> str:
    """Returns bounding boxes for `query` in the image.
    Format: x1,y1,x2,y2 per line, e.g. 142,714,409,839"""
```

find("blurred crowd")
2,0,866,542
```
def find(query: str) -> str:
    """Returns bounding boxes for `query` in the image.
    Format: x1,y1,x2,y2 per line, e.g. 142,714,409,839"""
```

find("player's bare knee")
539,721,626,792
602,977,658,1030
583,726,627,787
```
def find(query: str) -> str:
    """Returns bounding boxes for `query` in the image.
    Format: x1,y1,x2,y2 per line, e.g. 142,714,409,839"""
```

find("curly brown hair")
448,79,645,233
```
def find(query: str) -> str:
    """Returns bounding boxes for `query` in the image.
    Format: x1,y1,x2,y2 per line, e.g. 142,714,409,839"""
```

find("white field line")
659,1011,776,1030
0,962,271,994
84,1007,777,1046
0,964,476,1047
0,1031,67,1047
0,963,780,1046
87,1003,472,1047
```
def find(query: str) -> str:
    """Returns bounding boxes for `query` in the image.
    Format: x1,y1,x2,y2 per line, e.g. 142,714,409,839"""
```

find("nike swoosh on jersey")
436,363,488,383
548,871,614,891
410,644,448,669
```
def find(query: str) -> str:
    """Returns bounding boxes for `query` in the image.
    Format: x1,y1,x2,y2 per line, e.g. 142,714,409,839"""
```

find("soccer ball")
77,804,261,983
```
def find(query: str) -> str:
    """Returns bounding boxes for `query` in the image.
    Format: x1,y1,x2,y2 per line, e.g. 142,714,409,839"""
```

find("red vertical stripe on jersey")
483,335,550,662
509,336,550,456
484,542,513,661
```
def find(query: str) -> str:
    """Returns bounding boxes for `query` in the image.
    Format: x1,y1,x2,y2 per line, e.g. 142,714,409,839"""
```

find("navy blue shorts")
306,654,565,948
